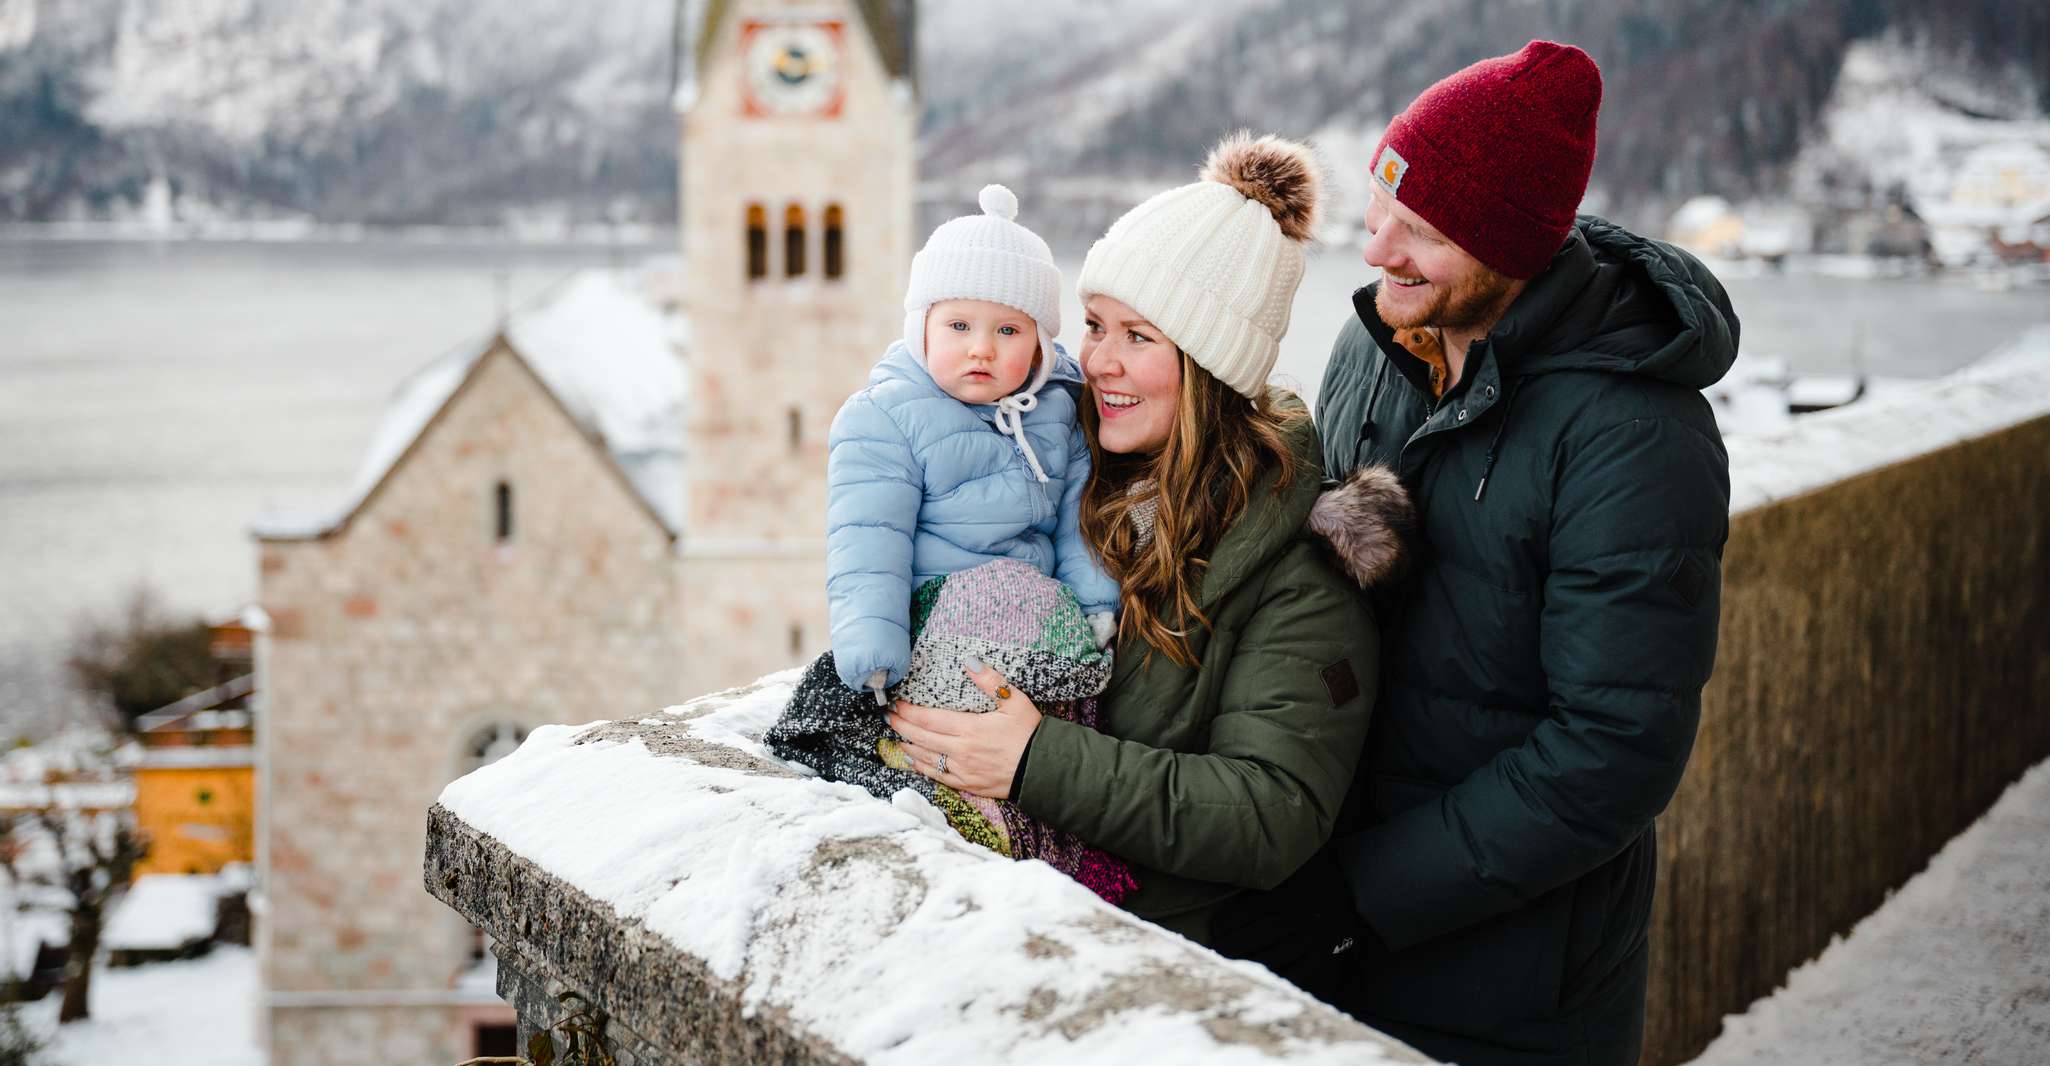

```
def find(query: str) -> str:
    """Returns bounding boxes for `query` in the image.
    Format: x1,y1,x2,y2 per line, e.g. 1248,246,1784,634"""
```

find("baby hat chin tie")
992,392,1049,483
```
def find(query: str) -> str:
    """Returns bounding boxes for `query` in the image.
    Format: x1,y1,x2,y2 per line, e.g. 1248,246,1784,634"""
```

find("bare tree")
0,805,147,1023
65,586,218,733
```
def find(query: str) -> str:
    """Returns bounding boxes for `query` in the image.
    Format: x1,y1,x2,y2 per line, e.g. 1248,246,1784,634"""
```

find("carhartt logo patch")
1373,144,1409,195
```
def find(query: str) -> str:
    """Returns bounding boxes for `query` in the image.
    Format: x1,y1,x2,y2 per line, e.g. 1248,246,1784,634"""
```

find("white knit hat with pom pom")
1077,132,1324,397
903,184,1063,395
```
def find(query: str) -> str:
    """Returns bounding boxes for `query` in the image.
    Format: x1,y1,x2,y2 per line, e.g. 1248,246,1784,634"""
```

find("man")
1313,41,1739,1066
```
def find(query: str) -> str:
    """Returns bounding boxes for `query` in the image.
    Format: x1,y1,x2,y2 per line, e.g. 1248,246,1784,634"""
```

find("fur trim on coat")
1307,464,1415,588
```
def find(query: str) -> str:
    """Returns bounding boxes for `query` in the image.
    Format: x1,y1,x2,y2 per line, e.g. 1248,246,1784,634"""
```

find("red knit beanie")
1370,40,1602,280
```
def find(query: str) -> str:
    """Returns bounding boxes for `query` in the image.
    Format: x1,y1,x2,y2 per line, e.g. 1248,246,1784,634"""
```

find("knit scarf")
766,560,1139,904
1126,478,1159,550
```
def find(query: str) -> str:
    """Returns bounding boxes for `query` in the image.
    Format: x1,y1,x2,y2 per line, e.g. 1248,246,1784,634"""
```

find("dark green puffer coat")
1314,217,1737,1066
1014,407,1407,951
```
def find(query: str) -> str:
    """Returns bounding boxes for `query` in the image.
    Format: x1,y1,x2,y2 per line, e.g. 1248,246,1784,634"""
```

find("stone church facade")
252,2,914,1061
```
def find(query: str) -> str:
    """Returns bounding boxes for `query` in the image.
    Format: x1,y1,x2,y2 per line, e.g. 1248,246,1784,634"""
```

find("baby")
823,184,1118,700
769,185,1134,899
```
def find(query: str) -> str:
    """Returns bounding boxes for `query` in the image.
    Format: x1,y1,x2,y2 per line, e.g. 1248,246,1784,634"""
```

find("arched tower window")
746,204,769,280
494,481,513,543
824,204,846,279
784,203,808,277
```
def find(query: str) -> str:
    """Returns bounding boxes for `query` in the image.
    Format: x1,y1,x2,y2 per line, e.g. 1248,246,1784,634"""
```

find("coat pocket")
1349,877,1575,1053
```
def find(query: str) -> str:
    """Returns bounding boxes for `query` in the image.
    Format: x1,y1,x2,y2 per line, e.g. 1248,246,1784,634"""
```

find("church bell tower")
676,0,916,695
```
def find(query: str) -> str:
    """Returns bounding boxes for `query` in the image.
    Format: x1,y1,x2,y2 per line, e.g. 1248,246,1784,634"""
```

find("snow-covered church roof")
255,269,687,540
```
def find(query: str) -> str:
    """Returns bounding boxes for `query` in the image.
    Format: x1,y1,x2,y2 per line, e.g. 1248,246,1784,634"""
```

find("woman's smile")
1097,391,1142,417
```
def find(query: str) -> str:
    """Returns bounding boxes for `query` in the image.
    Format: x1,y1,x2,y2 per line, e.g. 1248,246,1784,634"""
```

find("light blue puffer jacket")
826,342,1119,691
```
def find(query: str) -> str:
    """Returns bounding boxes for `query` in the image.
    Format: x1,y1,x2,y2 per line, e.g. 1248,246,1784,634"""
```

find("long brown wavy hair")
1079,353,1303,667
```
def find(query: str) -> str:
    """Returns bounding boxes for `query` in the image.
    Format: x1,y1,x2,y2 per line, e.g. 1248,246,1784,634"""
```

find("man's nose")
1362,227,1399,271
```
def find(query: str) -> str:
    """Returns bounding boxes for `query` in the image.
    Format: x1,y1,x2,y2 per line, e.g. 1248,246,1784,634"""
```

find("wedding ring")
935,753,948,775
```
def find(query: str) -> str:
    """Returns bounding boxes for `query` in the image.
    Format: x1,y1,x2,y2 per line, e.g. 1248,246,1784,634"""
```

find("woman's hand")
887,657,1042,800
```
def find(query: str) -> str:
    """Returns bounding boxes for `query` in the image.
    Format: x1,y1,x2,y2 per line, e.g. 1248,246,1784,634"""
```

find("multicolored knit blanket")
767,559,1139,904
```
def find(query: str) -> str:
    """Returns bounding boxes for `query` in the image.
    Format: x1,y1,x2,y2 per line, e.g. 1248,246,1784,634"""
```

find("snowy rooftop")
0,779,134,812
432,674,1430,1065
134,674,254,730
104,872,228,952
136,745,254,770
253,268,687,539
0,728,138,781
1725,325,2050,513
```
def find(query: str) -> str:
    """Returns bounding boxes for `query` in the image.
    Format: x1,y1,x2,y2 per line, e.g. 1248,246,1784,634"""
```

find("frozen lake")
1,235,2044,735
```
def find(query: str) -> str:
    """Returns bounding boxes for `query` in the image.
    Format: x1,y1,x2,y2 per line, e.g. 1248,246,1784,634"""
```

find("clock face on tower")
740,20,846,119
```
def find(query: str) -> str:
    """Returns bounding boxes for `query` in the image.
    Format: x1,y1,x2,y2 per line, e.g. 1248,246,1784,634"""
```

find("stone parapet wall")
425,678,1433,1065
1645,333,2050,1064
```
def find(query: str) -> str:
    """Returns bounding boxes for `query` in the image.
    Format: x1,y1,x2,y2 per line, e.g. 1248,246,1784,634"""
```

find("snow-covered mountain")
1,0,2043,233
922,0,2050,240
0,0,678,226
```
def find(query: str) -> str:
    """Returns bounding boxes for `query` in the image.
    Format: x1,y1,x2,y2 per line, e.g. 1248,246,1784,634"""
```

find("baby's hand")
865,668,891,706
1086,612,1117,650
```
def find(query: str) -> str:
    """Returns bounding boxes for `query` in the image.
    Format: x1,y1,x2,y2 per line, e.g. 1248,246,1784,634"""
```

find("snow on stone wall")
429,674,1433,1065
1727,324,2050,512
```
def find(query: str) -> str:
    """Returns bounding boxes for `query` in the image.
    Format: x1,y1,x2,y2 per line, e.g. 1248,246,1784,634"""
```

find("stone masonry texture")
259,346,684,1065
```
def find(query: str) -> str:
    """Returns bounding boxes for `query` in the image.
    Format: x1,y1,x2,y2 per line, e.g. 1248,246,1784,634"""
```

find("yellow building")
132,673,255,877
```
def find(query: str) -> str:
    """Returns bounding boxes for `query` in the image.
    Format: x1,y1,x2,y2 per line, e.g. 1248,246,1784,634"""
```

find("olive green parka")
1013,406,1408,945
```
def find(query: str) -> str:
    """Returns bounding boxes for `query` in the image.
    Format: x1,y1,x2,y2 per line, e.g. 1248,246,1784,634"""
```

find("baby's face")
924,299,1039,405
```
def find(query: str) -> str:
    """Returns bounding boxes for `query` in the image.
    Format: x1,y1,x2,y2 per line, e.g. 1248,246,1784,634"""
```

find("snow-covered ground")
16,947,261,1066
1686,759,2050,1066
102,873,228,953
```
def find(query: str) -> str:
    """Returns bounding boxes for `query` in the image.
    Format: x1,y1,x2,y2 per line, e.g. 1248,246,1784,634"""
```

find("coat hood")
1307,463,1416,589
1492,216,1740,389
1192,398,1323,609
1195,397,1414,606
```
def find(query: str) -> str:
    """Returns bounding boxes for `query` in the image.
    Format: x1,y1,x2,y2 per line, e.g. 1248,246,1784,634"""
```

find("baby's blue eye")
1129,330,1151,344
949,320,969,331
998,325,1019,336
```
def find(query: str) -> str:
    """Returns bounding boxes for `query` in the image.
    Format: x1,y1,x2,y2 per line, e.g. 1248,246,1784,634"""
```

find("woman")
886,133,1412,990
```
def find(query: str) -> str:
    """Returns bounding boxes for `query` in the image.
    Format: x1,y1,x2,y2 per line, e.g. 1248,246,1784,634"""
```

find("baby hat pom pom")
979,183,1019,220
